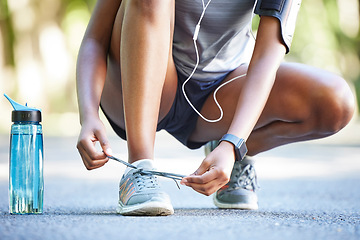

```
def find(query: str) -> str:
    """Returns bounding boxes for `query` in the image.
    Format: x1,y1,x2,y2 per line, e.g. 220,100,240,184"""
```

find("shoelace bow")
108,155,185,189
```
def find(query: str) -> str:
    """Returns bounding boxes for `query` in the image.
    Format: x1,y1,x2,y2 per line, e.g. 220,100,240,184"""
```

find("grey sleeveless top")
173,0,256,81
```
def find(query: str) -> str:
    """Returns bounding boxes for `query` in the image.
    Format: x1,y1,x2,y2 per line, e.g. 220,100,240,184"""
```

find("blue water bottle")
4,94,44,214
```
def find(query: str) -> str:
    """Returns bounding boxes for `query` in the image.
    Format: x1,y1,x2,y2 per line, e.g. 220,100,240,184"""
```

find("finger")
78,136,107,160
183,167,216,184
94,128,113,157
184,178,226,196
181,167,229,195
78,148,108,170
77,138,108,170
89,159,109,169
191,158,212,176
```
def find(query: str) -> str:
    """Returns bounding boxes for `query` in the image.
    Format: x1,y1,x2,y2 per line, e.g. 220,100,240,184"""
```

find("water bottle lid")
12,110,42,122
4,94,42,122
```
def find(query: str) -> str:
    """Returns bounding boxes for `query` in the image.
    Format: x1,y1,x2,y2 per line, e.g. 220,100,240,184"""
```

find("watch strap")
219,134,248,161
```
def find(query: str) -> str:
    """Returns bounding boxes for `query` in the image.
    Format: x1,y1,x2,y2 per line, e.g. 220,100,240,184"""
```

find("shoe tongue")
131,159,154,170
123,159,154,176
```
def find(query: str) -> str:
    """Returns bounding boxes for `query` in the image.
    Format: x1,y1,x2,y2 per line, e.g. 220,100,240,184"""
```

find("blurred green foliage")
1,0,359,113
0,0,15,66
291,0,360,82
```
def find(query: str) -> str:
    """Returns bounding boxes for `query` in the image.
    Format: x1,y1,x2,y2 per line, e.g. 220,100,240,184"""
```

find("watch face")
236,140,248,161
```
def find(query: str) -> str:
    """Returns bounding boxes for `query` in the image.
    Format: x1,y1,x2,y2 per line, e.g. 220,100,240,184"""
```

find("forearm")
227,16,286,140
76,38,108,124
76,0,121,124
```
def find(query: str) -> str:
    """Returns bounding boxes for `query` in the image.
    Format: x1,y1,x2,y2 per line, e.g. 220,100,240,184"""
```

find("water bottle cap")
4,94,42,122
12,110,41,122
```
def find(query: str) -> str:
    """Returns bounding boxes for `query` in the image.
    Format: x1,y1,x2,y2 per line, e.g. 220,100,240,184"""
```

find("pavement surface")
0,119,360,240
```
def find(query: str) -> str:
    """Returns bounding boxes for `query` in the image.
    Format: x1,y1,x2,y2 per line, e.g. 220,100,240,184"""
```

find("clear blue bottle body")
9,121,44,214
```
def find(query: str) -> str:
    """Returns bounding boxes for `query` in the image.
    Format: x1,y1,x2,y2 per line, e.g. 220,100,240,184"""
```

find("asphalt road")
0,121,359,240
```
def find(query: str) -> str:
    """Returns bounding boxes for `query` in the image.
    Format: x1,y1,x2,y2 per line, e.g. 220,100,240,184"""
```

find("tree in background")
0,0,15,67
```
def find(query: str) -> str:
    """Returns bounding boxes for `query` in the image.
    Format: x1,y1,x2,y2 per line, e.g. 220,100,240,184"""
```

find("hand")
180,141,235,196
76,116,113,170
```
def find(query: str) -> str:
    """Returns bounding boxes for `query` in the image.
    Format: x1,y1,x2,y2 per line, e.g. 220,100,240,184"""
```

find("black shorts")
101,70,226,149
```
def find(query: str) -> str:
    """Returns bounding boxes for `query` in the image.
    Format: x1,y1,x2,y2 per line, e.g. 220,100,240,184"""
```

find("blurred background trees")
0,0,359,135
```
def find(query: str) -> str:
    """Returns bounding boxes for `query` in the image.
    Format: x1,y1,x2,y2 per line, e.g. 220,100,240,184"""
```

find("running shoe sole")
118,198,174,216
213,194,258,210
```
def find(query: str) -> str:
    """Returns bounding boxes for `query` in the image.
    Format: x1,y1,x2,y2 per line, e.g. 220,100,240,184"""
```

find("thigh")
100,0,178,130
189,62,350,142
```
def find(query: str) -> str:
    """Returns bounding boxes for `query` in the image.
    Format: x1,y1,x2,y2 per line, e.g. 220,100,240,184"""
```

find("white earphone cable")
181,0,257,123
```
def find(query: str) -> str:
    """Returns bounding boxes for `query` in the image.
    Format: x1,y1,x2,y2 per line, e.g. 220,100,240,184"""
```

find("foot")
118,159,174,216
213,157,258,209
204,141,259,210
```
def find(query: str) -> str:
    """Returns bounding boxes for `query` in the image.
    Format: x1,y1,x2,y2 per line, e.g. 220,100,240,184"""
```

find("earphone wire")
182,0,258,123
249,0,258,41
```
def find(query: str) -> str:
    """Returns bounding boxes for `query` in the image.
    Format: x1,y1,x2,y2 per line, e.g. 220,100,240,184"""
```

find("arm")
76,0,121,170
227,16,286,140
181,16,286,195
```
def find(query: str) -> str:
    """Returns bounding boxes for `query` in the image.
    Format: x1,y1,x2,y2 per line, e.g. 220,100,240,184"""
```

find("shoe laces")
132,169,158,191
230,162,259,192
108,155,185,189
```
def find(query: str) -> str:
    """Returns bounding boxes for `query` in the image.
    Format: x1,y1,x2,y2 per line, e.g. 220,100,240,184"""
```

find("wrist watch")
219,134,248,161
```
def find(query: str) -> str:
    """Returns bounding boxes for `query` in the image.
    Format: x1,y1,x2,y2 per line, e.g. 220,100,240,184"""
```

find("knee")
127,0,173,21
315,75,355,135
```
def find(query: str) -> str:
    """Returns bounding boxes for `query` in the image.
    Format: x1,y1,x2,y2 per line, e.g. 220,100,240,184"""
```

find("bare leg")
100,0,177,163
190,62,355,155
